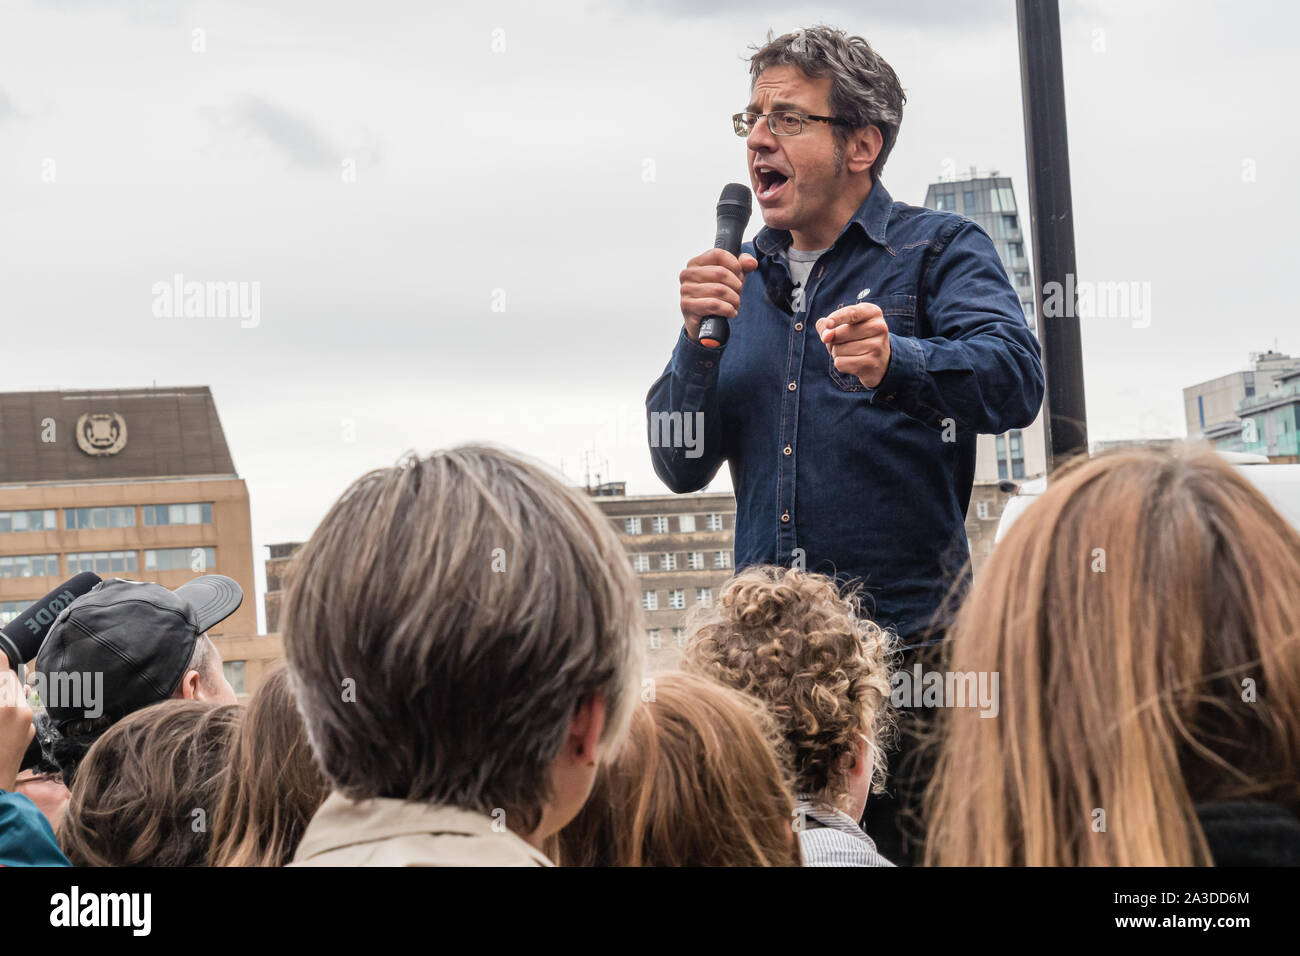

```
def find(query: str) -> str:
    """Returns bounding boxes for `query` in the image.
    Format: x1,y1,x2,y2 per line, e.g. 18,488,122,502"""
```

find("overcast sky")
2,0,1295,628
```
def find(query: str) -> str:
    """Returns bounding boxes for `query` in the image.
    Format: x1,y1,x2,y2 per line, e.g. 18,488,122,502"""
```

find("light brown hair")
58,700,241,866
555,672,802,866
682,566,895,807
923,446,1300,866
209,667,327,866
281,445,644,834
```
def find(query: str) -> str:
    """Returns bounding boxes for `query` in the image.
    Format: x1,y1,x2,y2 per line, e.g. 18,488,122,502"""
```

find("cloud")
225,95,340,169
0,88,13,123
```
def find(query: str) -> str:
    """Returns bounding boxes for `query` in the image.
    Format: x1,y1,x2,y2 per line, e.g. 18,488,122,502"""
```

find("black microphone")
0,572,102,671
697,183,753,349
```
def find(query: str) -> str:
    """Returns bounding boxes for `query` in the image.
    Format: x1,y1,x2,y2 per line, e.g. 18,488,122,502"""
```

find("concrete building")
262,541,299,634
586,482,735,671
0,386,279,699
1207,366,1300,462
1184,350,1300,438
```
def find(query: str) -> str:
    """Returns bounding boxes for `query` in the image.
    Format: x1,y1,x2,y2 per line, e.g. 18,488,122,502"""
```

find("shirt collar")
754,179,893,258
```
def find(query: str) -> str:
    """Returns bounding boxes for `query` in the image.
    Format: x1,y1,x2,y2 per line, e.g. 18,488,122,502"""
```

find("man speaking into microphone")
646,26,1045,861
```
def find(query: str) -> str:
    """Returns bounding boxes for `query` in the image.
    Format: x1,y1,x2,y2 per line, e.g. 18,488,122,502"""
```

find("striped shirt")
795,796,895,868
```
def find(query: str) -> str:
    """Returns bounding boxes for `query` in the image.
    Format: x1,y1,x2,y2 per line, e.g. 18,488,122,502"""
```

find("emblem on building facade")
75,413,128,456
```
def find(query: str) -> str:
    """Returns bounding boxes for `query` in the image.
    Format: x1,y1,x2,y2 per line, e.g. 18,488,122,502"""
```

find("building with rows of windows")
0,386,279,699
584,482,736,671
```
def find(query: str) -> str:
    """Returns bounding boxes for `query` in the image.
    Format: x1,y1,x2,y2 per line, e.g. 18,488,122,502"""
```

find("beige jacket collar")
292,792,554,867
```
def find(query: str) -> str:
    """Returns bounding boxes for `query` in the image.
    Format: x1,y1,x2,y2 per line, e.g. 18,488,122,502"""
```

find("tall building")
0,386,278,699
262,541,299,634
925,171,1048,571
1184,350,1300,439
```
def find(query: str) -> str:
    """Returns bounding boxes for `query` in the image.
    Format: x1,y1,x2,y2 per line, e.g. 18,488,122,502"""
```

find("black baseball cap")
34,576,243,729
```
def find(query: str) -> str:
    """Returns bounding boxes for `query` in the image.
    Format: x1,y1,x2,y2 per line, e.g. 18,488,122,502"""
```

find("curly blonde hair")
681,566,896,805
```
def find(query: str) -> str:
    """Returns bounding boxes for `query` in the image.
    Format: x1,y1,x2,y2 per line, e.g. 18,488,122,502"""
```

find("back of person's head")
210,667,327,866
58,700,242,866
555,671,802,866
681,566,894,814
923,445,1300,866
48,634,230,788
281,444,644,840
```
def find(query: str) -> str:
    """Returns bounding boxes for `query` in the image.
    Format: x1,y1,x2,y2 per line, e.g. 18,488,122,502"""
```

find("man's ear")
175,669,201,701
567,693,607,766
846,125,884,176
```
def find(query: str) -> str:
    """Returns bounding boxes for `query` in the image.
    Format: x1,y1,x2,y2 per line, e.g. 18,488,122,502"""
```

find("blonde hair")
281,445,644,834
682,566,895,806
555,672,802,866
923,445,1300,866
210,668,328,866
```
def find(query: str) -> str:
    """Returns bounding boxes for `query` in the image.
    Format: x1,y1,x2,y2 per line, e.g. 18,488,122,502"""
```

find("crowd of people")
2,441,1299,867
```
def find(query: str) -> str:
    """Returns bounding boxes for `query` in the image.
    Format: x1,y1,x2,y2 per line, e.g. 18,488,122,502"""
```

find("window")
707,514,723,532
65,506,135,530
678,514,696,533
0,510,56,533
962,189,977,213
652,516,669,534
1007,242,1024,260
632,554,650,573
0,600,32,627
223,660,247,696
660,553,677,571
1009,429,1026,480
696,588,713,608
668,589,685,610
68,550,139,574
672,627,686,646
0,554,59,578
642,590,658,611
144,546,216,572
714,551,731,569
934,192,955,211
1015,271,1030,287
688,551,703,570
998,187,1016,211
1003,214,1018,233
142,503,213,526
624,517,642,535
976,501,990,520
648,630,662,650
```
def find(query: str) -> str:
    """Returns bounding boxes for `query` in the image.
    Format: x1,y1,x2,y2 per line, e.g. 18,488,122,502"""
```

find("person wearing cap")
34,575,243,787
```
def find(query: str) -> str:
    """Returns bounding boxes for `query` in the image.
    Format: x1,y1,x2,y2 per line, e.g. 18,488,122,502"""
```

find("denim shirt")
645,181,1045,640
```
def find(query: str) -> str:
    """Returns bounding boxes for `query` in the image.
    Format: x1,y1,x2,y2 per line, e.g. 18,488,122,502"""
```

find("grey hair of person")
280,444,645,834
748,25,906,180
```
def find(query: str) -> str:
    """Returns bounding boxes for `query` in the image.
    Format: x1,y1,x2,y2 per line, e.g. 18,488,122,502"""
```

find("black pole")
1017,0,1088,468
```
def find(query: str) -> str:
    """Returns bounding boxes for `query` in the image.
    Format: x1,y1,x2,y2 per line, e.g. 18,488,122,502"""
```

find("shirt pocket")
825,293,918,392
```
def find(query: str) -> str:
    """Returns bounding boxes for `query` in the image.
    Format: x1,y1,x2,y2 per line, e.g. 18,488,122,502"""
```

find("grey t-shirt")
782,245,829,314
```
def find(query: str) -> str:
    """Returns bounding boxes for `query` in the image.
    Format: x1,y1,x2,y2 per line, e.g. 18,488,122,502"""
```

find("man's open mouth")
756,167,790,201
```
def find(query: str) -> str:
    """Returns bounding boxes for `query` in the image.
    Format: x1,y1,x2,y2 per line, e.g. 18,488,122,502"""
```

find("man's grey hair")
180,634,220,692
748,25,906,181
280,444,645,834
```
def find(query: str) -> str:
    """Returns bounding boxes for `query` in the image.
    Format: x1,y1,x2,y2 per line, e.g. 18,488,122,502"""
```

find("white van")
994,452,1300,544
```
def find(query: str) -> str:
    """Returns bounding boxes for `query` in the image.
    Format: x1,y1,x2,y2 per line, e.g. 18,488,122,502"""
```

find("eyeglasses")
732,110,852,137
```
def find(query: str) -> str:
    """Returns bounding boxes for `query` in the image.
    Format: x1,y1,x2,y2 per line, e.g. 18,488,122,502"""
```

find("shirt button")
788,381,797,391
783,444,792,456
794,322,803,331
704,361,714,368
885,393,896,402
781,511,790,523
